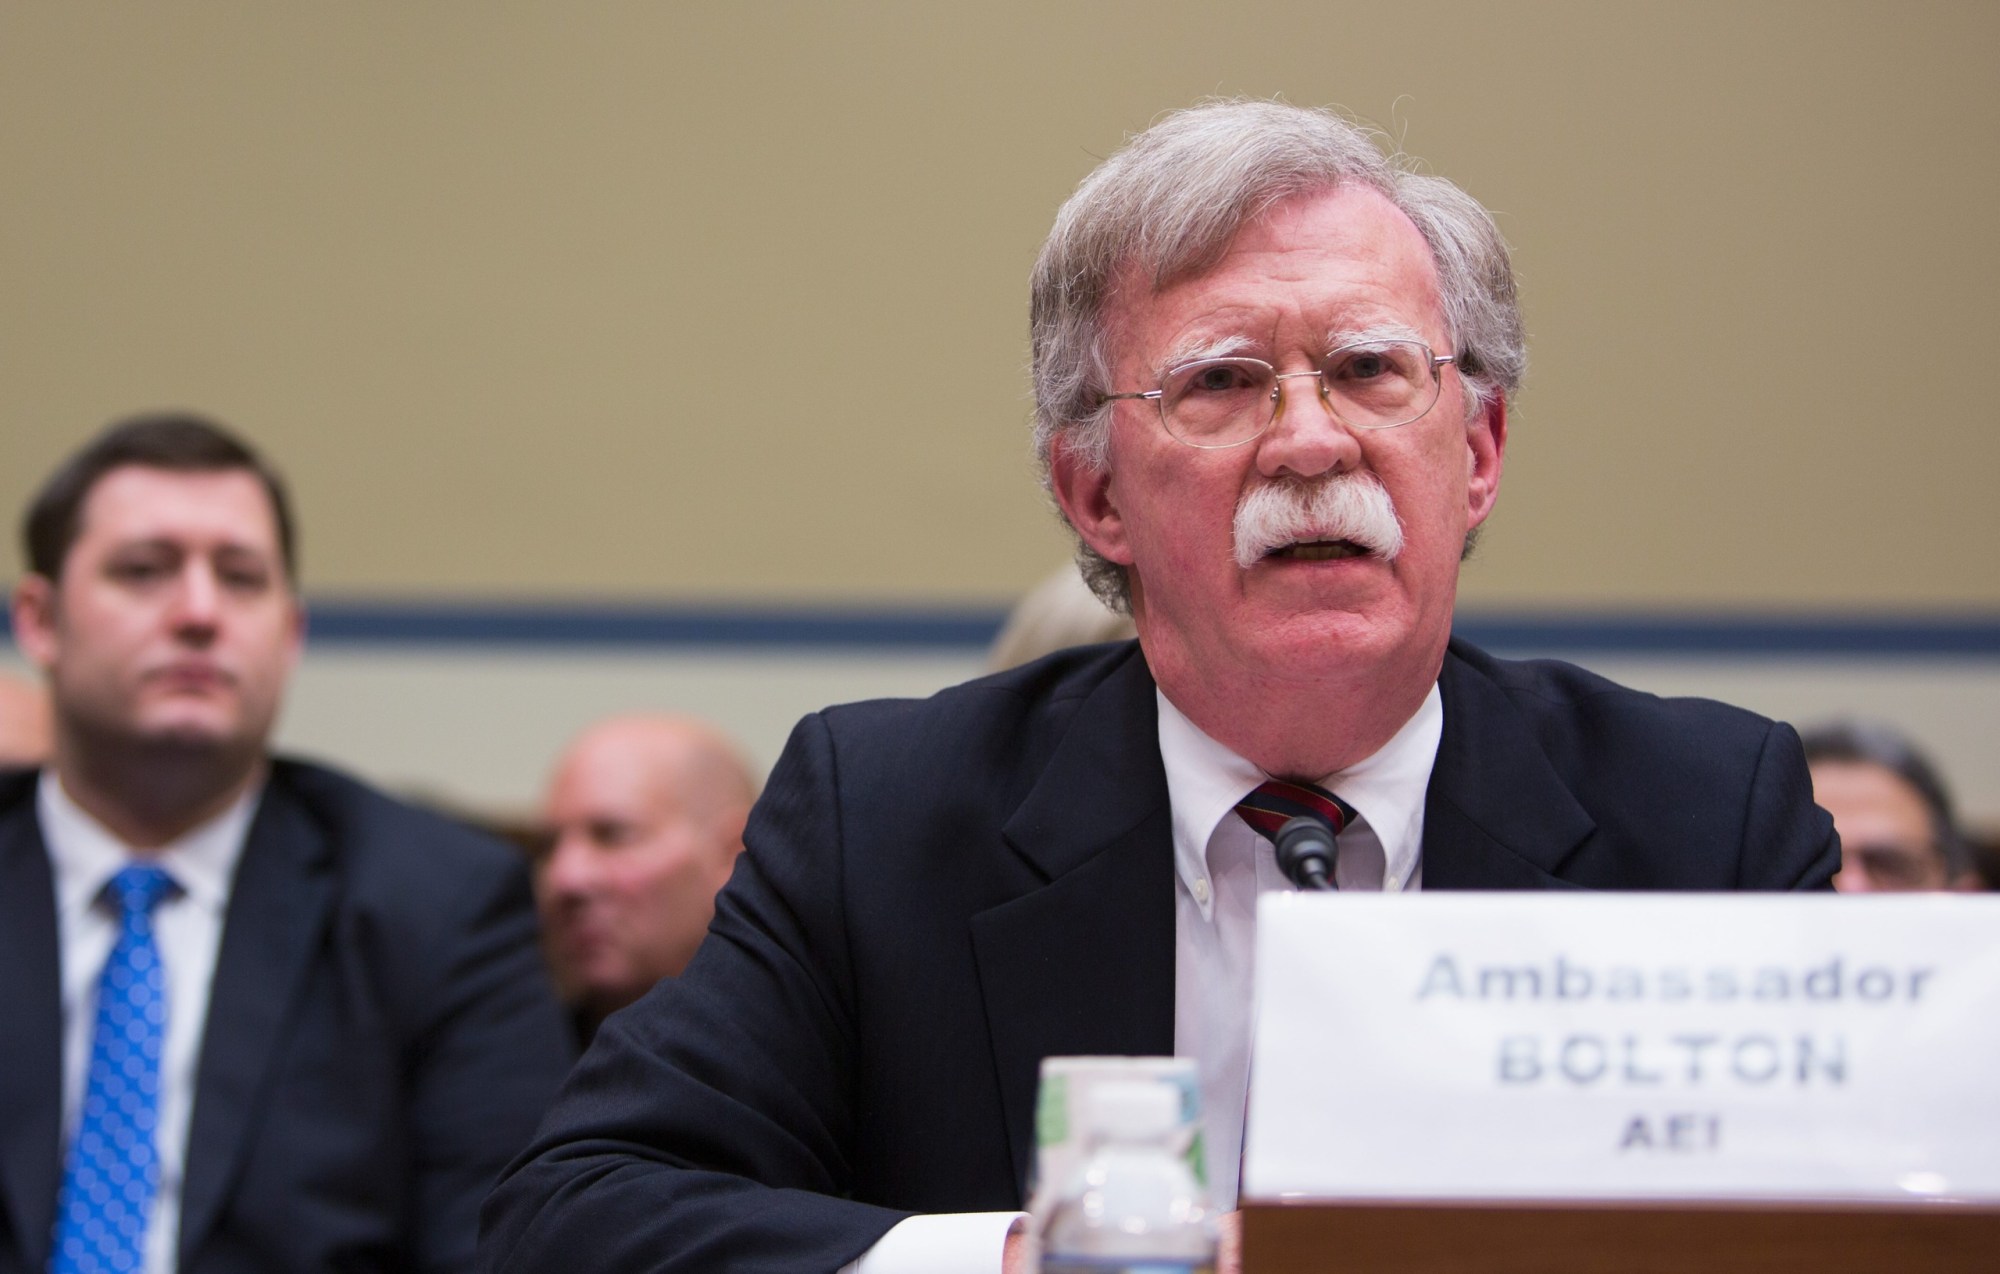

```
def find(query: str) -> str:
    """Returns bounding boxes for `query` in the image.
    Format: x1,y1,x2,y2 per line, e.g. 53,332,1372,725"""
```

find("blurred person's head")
987,563,1137,672
0,673,54,767
11,414,304,845
1801,720,1973,892
538,715,756,1022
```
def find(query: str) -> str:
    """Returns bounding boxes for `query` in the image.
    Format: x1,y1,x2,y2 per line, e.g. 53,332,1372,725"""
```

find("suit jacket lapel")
970,647,1176,1199
1424,642,1595,889
0,776,62,1269
177,772,337,1262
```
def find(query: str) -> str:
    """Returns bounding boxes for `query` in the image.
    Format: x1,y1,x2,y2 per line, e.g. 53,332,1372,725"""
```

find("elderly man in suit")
483,100,1837,1274
0,414,573,1274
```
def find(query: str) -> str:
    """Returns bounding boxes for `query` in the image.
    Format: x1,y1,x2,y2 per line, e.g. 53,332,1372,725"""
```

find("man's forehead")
1814,760,1931,810
1101,186,1445,358
554,740,685,815
546,776,656,833
77,465,283,550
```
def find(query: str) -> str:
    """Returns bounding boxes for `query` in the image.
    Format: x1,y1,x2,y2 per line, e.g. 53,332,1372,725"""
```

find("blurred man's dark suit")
0,758,575,1273
482,638,1838,1273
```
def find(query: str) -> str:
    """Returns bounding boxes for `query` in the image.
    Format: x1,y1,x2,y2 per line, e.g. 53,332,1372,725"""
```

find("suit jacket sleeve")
1734,718,1841,890
481,712,909,1274
403,842,582,1272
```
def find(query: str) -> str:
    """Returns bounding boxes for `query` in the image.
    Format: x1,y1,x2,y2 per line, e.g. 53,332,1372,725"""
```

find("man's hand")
1218,1209,1242,1274
1002,1223,1029,1274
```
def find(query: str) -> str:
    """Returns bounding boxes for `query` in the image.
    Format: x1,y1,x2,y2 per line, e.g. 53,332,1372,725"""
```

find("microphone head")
1274,814,1338,891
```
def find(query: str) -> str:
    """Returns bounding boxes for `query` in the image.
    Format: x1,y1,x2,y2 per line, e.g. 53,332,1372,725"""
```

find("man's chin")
579,976,651,1018
1236,602,1421,673
127,714,260,759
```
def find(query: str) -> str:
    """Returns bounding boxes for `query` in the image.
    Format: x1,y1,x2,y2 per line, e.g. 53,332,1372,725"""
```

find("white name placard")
1242,894,2000,1202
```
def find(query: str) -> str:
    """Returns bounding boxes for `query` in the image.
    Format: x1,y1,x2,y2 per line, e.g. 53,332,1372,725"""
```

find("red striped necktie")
1236,778,1357,844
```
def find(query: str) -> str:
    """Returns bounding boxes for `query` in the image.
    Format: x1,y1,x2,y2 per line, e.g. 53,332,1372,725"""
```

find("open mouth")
1267,539,1370,562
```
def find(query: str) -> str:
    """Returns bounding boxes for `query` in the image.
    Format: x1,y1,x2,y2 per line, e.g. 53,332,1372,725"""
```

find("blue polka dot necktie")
50,862,178,1274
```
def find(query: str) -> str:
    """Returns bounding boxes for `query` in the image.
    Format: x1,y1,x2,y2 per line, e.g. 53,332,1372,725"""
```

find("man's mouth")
1267,539,1370,562
1232,472,1404,569
149,663,231,691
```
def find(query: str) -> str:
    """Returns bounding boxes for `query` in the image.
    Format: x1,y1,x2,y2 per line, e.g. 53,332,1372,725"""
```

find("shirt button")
1193,878,1211,905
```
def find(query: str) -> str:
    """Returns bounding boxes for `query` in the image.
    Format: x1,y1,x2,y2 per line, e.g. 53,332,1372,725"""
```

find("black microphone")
1274,815,1338,892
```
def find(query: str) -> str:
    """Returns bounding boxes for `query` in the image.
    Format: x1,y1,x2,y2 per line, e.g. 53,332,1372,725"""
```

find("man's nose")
1257,371,1361,479
541,835,597,897
1831,864,1875,894
169,562,222,636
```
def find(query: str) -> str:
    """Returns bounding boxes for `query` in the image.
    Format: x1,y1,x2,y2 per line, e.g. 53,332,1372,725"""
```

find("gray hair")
1029,99,1527,610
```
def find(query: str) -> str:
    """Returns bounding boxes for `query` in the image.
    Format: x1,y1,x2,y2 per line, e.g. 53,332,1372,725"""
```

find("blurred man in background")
538,713,755,1042
1802,719,1980,892
0,413,572,1274
986,564,1136,673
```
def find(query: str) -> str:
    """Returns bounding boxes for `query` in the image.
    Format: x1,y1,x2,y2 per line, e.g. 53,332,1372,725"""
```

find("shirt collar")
1155,682,1444,911
40,769,261,919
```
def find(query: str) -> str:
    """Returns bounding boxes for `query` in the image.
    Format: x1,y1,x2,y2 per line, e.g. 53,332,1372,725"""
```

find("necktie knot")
1236,778,1356,843
105,862,177,921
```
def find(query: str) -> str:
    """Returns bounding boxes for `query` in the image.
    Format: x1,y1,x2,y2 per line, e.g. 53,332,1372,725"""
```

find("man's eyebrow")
1325,321,1428,350
1159,332,1256,369
104,537,180,557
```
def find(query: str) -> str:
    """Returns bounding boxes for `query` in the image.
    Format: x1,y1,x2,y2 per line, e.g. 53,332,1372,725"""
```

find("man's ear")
11,575,61,671
1048,432,1134,567
1464,395,1507,531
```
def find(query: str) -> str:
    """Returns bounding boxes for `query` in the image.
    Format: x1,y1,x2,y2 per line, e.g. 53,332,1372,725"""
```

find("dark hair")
1800,719,1970,878
23,412,297,582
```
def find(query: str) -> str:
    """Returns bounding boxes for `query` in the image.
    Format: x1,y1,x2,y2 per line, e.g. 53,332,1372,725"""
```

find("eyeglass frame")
1097,339,1458,450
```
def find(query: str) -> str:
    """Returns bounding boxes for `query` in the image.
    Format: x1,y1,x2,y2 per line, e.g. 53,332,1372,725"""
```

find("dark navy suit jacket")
0,759,575,1273
482,638,1837,1273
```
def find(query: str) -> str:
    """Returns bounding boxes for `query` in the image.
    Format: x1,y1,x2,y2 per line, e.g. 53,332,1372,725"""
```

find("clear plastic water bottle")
1036,1078,1218,1274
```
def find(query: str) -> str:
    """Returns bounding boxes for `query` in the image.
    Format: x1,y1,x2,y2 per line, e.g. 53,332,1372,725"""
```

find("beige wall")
2,1,1995,610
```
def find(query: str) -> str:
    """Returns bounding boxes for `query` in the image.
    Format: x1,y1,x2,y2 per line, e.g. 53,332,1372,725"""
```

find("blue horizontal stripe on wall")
4,601,1999,655
1453,613,2000,657
300,600,1011,649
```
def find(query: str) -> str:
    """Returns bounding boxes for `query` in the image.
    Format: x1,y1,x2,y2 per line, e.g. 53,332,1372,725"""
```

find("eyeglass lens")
1158,340,1442,446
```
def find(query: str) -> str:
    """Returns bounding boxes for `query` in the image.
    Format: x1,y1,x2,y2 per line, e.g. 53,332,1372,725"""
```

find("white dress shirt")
1161,684,1439,1208
44,772,258,1274
843,682,1444,1271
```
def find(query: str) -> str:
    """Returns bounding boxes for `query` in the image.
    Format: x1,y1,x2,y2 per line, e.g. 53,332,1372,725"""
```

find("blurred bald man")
537,715,756,1041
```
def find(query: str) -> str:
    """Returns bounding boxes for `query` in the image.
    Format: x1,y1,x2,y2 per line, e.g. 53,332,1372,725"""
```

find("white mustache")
1232,471,1404,569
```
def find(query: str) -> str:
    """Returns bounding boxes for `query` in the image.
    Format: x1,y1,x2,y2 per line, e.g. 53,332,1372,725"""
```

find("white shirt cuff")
838,1211,1026,1274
